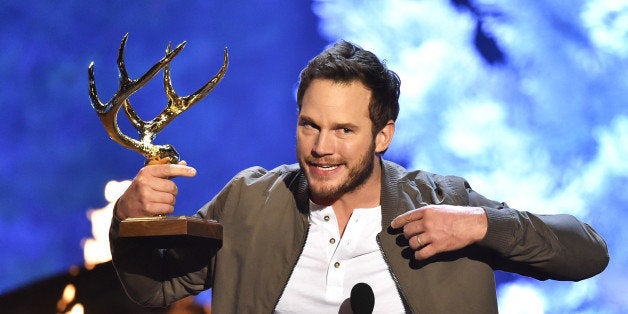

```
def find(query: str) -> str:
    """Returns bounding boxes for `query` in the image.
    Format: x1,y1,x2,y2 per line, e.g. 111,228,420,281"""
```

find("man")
110,41,609,313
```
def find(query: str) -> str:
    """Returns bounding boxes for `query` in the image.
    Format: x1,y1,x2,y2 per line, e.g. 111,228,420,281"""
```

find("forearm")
109,216,213,307
477,204,609,281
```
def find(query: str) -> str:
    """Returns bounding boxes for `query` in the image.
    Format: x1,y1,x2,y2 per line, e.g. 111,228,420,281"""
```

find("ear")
375,120,395,153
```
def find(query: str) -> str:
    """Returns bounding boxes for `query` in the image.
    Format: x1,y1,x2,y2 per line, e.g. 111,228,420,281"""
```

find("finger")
145,189,177,206
143,202,175,216
415,245,437,260
132,184,174,206
401,221,425,239
117,189,175,219
147,177,179,195
412,234,437,260
411,232,429,250
143,163,197,179
131,188,177,215
390,208,425,229
133,174,177,197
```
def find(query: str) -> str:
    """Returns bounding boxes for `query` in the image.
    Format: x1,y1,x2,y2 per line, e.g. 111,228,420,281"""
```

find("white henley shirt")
275,202,405,313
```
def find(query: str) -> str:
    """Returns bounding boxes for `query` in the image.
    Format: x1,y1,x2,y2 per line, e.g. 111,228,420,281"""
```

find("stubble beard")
301,140,376,203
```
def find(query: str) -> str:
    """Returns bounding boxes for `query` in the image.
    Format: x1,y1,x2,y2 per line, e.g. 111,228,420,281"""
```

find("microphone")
350,282,374,314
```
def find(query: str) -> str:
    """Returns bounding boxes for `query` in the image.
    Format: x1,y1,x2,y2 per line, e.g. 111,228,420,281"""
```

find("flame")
56,283,83,314
56,180,131,313
67,303,84,314
56,284,75,311
82,180,131,270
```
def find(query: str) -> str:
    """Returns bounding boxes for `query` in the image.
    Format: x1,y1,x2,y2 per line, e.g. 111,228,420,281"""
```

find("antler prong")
112,34,186,110
150,47,229,135
89,60,137,151
89,34,227,165
122,99,144,134
163,43,180,112
88,61,106,112
117,34,132,86
184,47,229,104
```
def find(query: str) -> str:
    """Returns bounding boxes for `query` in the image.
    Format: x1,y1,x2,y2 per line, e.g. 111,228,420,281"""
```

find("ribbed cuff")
478,206,516,253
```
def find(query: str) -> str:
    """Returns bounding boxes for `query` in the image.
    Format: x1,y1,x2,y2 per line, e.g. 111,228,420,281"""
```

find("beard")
300,140,376,203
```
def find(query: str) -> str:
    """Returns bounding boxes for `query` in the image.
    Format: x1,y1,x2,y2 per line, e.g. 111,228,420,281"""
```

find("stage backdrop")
1,1,626,313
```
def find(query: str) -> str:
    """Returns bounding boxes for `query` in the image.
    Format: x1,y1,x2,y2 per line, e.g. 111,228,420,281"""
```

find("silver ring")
416,234,423,247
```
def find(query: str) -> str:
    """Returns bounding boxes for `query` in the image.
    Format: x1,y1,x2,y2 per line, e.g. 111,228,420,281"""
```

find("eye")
336,127,353,137
298,119,319,134
302,122,316,130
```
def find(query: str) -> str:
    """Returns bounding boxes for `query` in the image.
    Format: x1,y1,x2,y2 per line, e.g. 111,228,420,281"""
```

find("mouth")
307,160,343,176
314,164,338,171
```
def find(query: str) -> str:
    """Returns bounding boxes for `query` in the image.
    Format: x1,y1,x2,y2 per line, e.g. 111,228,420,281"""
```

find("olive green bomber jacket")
110,159,609,313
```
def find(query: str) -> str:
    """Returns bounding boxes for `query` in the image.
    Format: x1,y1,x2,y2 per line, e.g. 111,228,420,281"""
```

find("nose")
312,131,334,157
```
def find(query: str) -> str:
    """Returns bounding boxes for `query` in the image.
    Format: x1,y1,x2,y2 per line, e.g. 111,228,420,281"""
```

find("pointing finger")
144,163,197,179
390,207,425,229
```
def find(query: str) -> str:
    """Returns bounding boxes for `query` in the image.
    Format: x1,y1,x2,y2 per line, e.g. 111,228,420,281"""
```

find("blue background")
1,1,627,313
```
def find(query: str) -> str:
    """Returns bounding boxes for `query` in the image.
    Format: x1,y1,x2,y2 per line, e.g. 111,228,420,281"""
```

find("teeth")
318,165,337,170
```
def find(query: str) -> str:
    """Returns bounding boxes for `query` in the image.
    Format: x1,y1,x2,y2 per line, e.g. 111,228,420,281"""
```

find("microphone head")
350,282,374,314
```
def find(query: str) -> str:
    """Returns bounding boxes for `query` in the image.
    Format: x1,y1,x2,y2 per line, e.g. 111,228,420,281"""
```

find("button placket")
320,207,344,296
320,208,340,268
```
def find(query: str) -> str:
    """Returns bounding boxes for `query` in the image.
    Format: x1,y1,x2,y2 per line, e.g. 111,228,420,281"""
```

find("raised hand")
115,162,197,220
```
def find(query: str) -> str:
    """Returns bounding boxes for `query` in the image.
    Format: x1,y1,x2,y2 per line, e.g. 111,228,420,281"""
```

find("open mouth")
307,160,343,176
316,164,338,171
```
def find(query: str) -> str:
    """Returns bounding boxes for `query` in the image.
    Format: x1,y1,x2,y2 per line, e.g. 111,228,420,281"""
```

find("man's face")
296,79,379,204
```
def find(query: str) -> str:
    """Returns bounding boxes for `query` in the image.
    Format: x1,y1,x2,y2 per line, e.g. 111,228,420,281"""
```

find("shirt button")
329,238,336,244
334,262,340,268
324,215,330,221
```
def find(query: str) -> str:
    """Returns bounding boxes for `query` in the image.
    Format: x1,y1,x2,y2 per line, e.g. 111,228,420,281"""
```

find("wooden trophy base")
119,216,222,247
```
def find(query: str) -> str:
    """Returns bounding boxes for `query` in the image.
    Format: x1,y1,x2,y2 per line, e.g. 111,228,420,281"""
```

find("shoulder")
382,159,469,205
211,163,302,205
233,163,300,180
227,163,302,191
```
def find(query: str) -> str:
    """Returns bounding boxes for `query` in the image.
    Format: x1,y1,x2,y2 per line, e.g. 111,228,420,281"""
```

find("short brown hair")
296,40,400,136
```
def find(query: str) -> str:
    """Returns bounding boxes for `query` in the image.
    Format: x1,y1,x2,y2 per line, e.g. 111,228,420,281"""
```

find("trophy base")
119,216,222,240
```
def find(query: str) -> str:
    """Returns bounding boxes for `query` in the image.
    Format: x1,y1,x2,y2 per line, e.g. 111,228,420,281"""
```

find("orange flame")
82,180,131,270
56,283,84,314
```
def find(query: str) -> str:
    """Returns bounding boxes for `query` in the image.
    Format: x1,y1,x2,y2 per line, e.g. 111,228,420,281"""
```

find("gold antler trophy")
88,34,224,242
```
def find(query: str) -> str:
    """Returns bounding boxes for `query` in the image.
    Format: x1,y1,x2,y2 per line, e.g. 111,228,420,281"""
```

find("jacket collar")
380,158,410,226
287,167,310,215
290,157,409,225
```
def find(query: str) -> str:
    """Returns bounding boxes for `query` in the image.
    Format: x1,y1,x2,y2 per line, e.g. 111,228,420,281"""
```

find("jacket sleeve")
109,215,216,308
468,185,609,281
109,166,267,308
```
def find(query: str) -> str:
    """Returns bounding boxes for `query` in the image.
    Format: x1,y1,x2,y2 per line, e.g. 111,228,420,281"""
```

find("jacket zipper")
376,233,415,313
271,218,310,311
